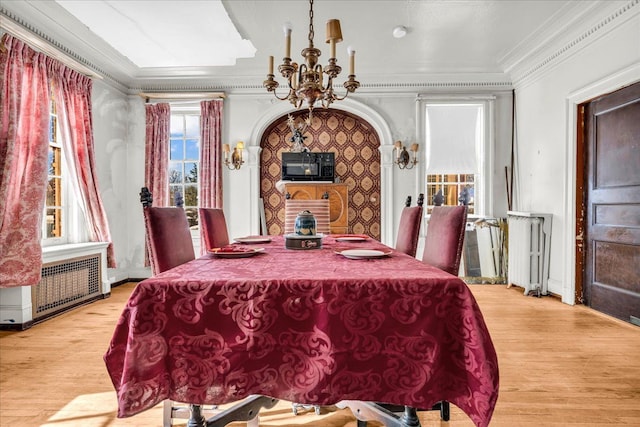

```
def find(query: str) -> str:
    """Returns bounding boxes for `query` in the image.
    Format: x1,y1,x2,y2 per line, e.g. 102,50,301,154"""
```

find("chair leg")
163,400,173,427
336,401,420,427
187,404,206,427
201,395,278,426
440,401,450,421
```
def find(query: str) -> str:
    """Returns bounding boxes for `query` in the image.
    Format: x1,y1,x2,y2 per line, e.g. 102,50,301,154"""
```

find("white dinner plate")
336,248,392,259
234,236,272,244
335,236,368,242
208,247,265,258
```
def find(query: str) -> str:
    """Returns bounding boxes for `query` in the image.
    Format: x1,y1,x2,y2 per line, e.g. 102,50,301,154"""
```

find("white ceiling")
0,0,612,89
55,0,256,68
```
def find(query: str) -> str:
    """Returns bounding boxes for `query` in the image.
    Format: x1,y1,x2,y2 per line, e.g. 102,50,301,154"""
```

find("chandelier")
263,0,360,117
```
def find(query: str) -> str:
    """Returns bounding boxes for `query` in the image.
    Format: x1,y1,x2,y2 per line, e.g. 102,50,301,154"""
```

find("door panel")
584,82,640,323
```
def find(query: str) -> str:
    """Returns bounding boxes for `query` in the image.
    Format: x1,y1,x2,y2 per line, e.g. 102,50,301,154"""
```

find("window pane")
185,162,198,183
46,178,62,206
185,139,199,160
185,207,198,228
170,139,184,160
185,115,199,138
48,146,62,175
443,184,458,205
46,208,62,238
168,162,183,183
49,115,57,143
170,115,183,137
184,185,198,207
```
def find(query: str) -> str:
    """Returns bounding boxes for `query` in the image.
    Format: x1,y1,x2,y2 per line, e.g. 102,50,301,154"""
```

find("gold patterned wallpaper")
260,109,381,238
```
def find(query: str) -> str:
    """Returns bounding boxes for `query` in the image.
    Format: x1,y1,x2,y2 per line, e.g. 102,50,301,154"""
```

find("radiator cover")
31,253,102,320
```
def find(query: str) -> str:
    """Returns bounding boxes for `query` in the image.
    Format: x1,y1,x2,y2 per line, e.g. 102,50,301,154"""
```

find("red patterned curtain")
50,64,116,267
199,100,223,208
144,103,170,207
0,35,51,287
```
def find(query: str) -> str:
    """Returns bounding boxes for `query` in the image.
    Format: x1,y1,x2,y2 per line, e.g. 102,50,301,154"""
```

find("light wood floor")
1,283,639,427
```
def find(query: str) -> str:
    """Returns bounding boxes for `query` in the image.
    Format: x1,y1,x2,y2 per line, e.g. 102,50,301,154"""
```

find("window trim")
169,104,202,252
416,95,495,217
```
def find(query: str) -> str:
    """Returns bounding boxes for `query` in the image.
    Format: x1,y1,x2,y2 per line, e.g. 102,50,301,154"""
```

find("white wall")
97,88,513,282
512,5,640,303
91,82,148,282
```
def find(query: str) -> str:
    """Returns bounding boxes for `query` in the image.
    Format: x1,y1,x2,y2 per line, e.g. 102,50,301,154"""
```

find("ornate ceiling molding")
508,0,639,87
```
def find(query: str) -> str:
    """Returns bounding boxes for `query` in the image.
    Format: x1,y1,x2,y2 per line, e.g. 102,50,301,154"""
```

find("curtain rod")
139,92,226,102
1,18,102,79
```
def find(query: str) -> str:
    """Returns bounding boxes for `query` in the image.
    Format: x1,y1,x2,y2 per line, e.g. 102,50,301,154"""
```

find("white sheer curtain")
51,64,116,267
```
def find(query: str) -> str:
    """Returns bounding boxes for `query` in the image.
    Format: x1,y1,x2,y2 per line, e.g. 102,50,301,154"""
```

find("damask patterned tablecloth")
104,236,499,427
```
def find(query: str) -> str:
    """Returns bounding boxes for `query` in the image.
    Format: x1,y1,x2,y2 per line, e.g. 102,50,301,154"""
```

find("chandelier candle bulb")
347,46,355,75
269,55,274,74
283,22,292,58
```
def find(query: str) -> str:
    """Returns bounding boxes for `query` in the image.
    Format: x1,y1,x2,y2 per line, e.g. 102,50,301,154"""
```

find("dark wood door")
584,82,640,324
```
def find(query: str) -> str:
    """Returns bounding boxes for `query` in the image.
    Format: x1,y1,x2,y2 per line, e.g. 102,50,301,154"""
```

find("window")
43,89,86,245
418,99,493,215
426,173,475,213
169,113,200,228
45,95,63,239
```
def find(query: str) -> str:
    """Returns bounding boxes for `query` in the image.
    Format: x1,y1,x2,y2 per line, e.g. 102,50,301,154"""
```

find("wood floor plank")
1,283,639,426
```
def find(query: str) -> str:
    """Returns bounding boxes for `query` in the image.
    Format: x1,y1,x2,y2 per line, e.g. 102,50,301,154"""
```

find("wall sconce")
223,141,244,170
394,141,418,169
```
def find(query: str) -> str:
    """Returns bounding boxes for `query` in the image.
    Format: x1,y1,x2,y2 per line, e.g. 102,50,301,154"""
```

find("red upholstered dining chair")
198,208,230,250
395,194,424,257
422,204,468,275
419,204,468,421
143,189,276,426
357,205,468,425
140,187,195,276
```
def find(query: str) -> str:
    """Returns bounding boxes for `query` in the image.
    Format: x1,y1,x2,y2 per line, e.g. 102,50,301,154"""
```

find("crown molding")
506,0,639,87
0,5,131,92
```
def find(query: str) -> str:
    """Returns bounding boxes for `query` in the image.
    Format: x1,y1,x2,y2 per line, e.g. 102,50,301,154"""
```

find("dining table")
104,234,499,427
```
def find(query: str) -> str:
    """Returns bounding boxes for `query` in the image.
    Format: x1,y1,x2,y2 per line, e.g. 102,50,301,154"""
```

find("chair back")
284,199,331,234
199,208,230,250
141,187,195,275
422,205,467,275
395,194,424,257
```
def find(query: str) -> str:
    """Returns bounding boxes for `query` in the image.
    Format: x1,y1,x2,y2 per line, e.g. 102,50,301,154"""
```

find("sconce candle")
224,142,245,170
394,141,402,159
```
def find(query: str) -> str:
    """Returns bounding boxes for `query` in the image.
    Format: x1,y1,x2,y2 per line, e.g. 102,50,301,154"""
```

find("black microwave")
281,152,335,181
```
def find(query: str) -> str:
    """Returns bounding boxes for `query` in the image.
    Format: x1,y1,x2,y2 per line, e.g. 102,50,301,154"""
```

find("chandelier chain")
308,0,314,47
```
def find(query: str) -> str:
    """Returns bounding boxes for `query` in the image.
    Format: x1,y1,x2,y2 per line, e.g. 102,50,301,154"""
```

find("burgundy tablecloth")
104,236,499,427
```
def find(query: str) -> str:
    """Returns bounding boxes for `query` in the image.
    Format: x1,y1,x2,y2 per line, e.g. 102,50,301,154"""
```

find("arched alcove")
260,109,382,238
244,99,396,243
